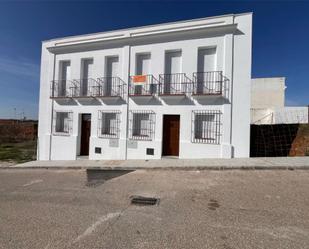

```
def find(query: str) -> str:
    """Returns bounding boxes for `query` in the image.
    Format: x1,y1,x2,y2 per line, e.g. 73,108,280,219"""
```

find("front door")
80,114,91,156
162,115,180,156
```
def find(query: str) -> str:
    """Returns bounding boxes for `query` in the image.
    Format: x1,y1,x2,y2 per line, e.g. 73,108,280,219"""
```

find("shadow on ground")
85,169,134,187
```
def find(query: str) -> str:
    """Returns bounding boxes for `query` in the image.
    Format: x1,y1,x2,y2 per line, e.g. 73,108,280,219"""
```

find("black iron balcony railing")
129,75,158,96
69,78,98,98
50,79,71,98
192,71,224,96
159,73,192,96
91,77,126,98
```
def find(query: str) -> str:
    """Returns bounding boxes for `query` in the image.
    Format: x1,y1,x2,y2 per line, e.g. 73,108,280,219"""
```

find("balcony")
129,75,158,97
192,71,225,97
50,79,71,99
158,73,192,97
69,78,98,98
51,77,126,100
92,77,126,98
51,79,99,99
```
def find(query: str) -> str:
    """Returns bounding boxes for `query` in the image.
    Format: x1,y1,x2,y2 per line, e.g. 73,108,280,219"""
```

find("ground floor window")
98,110,121,138
129,110,155,140
53,111,73,135
192,110,222,144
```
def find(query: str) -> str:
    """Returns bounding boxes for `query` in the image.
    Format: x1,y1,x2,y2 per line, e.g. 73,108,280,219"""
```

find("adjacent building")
251,77,308,124
38,13,252,160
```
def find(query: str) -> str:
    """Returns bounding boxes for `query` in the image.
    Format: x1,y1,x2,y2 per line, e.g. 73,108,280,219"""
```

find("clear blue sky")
0,1,308,119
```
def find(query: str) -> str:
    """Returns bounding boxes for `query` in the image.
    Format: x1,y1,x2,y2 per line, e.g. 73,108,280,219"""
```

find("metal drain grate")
130,195,160,206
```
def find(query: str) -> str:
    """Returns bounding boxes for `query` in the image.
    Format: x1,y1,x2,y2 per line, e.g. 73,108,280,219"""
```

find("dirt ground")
0,140,36,164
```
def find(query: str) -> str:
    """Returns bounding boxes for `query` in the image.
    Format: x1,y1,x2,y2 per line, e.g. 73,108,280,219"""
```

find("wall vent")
95,147,102,154
146,148,154,155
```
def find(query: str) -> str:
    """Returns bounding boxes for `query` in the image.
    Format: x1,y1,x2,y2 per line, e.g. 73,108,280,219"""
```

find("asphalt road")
0,169,308,249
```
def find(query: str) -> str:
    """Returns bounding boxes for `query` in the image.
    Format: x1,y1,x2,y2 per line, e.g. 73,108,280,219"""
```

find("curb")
2,165,309,170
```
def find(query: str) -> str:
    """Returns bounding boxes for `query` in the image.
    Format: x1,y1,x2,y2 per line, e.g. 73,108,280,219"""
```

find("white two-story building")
37,13,252,160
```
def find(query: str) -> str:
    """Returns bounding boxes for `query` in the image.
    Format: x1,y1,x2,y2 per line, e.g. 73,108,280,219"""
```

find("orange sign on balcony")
132,75,147,84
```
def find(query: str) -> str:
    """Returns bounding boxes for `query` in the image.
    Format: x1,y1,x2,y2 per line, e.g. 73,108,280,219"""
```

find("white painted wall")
251,107,308,124
230,14,252,158
37,13,252,160
251,77,308,125
274,107,308,124
251,77,286,109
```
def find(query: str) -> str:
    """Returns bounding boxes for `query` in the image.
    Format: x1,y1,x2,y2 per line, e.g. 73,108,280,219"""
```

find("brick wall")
0,119,38,143
289,124,309,156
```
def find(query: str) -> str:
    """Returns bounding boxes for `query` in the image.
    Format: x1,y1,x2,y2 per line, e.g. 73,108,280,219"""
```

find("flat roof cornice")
45,12,253,53
44,12,252,44
46,21,238,53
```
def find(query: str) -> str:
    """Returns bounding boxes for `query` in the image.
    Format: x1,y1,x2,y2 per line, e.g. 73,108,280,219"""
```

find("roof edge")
42,12,252,44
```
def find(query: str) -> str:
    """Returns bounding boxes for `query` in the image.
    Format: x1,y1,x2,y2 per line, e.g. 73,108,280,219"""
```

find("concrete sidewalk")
7,156,309,170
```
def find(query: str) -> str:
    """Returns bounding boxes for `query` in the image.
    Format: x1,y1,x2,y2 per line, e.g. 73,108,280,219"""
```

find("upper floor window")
80,58,94,96
194,47,222,95
59,61,71,80
103,56,120,96
105,56,119,78
164,50,182,74
135,53,151,75
56,61,71,97
131,53,154,95
197,47,217,73
192,110,221,144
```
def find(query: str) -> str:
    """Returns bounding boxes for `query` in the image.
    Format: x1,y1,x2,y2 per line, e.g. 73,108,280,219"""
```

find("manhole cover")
130,195,160,206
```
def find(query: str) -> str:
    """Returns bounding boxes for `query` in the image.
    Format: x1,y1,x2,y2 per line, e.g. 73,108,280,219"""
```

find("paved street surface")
0,169,309,249
0,161,15,167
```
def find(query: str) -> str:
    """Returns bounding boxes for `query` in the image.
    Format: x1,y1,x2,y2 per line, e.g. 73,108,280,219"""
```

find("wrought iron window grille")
191,110,222,144
129,110,156,141
52,111,73,136
98,110,121,139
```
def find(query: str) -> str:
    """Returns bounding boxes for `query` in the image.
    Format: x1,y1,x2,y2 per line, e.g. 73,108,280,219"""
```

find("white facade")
251,77,308,124
38,13,252,160
251,107,309,125
251,77,286,109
